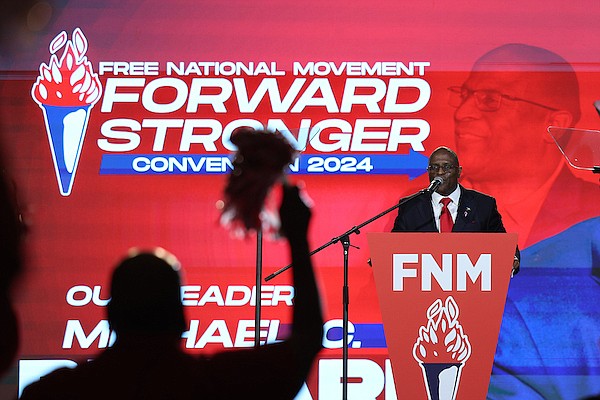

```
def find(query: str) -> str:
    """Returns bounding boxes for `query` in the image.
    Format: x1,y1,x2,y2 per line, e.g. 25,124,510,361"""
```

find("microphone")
424,176,444,194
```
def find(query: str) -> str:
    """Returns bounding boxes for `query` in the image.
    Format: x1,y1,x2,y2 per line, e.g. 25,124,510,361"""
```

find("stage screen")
1,1,599,398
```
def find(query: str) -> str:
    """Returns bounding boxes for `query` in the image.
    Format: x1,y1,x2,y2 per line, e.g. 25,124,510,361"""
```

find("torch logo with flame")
413,296,472,400
31,28,102,196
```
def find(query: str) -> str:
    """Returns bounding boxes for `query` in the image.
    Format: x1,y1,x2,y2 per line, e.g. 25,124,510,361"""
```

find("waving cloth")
220,128,296,235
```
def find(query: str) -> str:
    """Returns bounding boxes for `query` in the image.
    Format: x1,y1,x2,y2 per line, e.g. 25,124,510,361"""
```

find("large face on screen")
452,70,557,183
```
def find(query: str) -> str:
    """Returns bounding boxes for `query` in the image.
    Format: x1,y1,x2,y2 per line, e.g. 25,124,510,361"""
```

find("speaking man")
392,146,520,275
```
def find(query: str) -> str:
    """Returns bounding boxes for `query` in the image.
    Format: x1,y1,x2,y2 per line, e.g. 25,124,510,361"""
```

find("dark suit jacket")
392,185,520,261
392,185,506,233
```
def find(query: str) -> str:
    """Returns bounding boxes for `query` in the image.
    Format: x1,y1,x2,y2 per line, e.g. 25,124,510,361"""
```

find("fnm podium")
367,233,517,400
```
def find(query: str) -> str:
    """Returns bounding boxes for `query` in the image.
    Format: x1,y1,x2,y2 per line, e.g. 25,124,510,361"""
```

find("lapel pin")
464,207,471,218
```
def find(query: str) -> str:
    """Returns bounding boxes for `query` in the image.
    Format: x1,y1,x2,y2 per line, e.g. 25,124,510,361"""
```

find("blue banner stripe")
99,151,428,177
493,366,600,376
325,323,387,348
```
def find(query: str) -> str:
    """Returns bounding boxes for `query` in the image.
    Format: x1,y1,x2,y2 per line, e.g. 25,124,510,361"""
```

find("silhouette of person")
1,0,41,379
0,168,24,377
20,184,323,400
449,43,600,400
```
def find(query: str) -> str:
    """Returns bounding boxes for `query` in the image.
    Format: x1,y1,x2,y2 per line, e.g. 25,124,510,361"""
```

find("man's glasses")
427,164,456,172
447,86,559,112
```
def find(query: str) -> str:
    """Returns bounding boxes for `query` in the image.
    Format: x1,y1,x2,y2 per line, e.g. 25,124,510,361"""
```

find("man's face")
428,150,462,196
453,71,553,182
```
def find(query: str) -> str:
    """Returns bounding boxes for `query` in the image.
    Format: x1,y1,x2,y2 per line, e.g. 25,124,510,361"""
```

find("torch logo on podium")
413,296,472,400
31,28,102,196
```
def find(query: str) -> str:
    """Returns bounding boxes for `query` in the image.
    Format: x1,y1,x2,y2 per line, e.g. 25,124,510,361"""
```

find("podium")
367,233,517,400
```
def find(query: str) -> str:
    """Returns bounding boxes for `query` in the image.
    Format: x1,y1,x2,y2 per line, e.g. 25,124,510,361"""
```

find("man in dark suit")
392,146,520,275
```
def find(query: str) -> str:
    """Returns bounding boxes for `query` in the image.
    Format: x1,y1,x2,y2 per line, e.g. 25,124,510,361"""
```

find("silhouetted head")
107,248,185,335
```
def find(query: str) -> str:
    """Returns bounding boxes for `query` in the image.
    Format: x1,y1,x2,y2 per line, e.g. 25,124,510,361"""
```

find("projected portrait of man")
450,43,599,248
449,43,600,399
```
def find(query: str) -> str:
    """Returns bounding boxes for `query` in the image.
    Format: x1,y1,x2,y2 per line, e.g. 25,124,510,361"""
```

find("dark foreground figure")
20,185,323,400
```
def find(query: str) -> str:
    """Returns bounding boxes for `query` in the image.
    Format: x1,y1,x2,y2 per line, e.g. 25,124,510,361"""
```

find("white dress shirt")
431,185,461,232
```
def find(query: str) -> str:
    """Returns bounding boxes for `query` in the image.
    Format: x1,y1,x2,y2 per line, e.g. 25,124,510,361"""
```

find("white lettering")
224,285,252,306
392,254,419,291
100,78,145,112
141,78,189,113
187,78,232,113
66,285,109,306
233,320,281,347
99,61,159,76
142,119,184,151
198,285,225,306
181,285,201,306
457,253,492,291
392,253,493,291
322,319,355,349
319,359,385,399
291,78,339,113
387,119,429,151
195,320,233,348
422,253,453,291
180,119,222,151
350,119,391,151
62,320,115,349
98,119,142,152
384,78,431,113
340,78,387,113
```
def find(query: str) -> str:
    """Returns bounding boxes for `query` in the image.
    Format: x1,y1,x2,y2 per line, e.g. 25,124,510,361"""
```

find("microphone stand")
265,188,429,400
254,228,263,347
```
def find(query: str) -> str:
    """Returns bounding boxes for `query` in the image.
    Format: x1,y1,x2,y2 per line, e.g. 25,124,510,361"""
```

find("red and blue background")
1,1,599,398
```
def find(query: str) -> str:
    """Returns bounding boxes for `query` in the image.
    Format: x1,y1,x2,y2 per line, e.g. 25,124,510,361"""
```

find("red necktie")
440,198,453,233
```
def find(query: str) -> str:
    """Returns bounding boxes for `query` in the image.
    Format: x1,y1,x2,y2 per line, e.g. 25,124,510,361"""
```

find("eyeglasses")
427,164,456,172
448,86,559,112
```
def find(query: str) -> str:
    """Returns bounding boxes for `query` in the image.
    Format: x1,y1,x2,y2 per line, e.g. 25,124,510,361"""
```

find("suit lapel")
454,186,475,232
418,195,437,232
